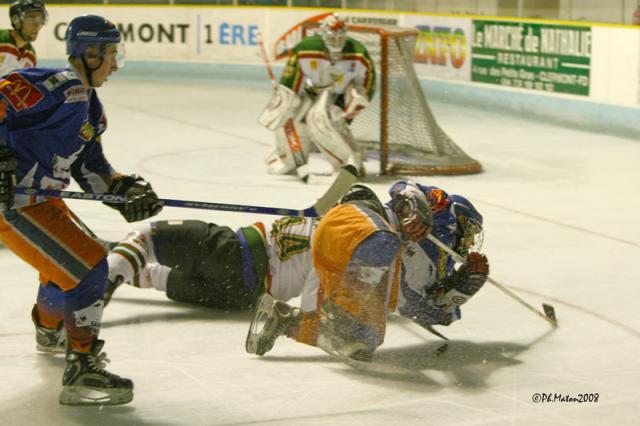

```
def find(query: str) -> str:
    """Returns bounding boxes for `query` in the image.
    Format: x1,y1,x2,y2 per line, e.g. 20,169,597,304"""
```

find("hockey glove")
104,174,163,223
456,252,489,296
0,146,17,211
391,191,433,242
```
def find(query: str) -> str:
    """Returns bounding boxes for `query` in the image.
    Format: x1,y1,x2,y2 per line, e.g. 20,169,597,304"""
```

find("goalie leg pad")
258,84,300,130
342,84,369,121
306,90,363,173
266,121,312,175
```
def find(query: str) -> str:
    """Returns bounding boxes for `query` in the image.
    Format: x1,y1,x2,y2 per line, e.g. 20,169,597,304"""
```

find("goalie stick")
426,234,558,328
15,165,358,218
257,31,310,183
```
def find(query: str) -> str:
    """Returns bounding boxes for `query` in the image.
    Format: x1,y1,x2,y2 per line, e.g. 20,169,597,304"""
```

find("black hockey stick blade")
411,317,449,341
317,335,420,379
424,324,449,341
542,303,558,328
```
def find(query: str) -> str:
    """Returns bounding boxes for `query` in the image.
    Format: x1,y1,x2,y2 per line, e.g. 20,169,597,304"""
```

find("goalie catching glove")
104,174,163,223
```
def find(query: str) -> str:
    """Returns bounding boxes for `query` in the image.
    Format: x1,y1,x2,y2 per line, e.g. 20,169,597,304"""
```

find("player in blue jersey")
0,15,163,406
102,182,488,361
387,182,488,328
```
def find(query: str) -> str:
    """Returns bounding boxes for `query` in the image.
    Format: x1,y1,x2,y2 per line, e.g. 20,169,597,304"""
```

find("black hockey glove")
391,191,433,242
453,252,489,296
104,174,163,223
0,146,17,211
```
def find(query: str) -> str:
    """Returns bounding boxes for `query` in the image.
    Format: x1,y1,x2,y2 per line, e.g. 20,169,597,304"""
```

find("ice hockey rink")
0,72,639,426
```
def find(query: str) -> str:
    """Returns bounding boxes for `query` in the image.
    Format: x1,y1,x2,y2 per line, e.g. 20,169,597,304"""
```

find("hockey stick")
413,318,450,341
427,234,558,328
15,165,357,218
317,334,421,379
394,316,449,357
257,32,310,183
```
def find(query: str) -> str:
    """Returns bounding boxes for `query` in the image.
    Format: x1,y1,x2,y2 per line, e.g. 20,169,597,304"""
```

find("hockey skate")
245,293,301,356
31,305,67,354
59,339,133,406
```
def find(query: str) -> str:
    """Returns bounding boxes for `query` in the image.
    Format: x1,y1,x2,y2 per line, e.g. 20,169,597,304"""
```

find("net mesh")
304,24,482,175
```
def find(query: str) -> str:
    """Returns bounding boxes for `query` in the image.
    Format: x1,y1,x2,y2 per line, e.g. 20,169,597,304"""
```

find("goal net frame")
302,23,482,175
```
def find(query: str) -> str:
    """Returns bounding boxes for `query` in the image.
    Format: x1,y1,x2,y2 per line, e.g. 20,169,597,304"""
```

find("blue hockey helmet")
450,194,484,256
10,0,47,27
65,15,121,58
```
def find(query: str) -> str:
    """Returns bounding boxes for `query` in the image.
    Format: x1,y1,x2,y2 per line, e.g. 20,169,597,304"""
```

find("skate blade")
36,343,66,354
59,386,133,406
245,293,275,355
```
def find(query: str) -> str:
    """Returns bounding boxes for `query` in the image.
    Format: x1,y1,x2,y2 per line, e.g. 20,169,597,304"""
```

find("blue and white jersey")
0,65,115,208
386,181,463,325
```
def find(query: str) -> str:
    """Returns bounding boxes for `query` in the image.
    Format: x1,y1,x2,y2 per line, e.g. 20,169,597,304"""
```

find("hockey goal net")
302,23,482,175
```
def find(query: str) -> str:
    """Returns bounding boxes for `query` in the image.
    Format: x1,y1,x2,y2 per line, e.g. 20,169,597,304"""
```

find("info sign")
471,20,591,96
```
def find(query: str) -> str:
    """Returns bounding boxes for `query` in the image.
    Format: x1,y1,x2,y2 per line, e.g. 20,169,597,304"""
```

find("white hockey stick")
427,234,558,327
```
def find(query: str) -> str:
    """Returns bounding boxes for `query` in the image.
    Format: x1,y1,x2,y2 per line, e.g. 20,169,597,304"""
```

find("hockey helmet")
340,184,389,222
9,0,47,28
320,14,347,58
450,194,484,256
65,15,123,65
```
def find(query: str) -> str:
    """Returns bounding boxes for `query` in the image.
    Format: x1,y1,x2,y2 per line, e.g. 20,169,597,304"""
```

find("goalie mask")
450,194,484,257
320,14,347,60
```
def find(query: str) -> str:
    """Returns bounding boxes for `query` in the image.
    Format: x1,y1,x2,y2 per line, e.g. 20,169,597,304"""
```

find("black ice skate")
246,293,301,356
31,305,67,354
59,339,133,406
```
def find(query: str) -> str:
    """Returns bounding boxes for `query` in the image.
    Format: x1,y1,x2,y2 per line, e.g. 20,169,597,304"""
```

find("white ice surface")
0,79,639,425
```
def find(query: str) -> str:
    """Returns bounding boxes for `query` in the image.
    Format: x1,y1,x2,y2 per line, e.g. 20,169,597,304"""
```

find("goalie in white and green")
259,14,376,176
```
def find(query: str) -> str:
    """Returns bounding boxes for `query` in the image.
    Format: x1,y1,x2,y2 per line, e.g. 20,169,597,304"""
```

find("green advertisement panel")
471,20,591,96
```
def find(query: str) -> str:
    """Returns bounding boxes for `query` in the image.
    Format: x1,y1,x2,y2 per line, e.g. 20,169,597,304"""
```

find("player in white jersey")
259,14,375,177
104,183,489,360
0,0,47,76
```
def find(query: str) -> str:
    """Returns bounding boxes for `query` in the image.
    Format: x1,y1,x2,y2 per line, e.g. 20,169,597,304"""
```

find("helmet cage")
449,194,483,256
455,216,484,257
320,15,347,56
